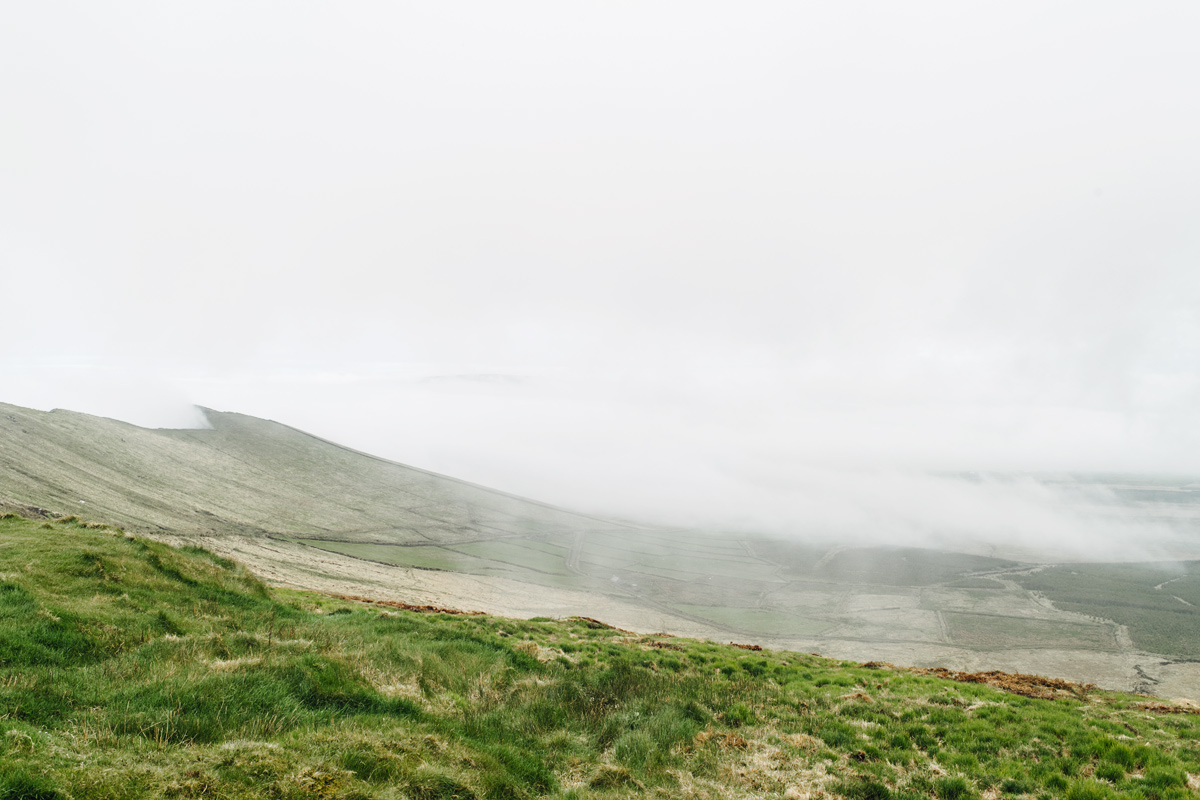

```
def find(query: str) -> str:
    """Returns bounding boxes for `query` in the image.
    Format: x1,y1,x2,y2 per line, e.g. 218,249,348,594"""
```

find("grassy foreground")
2,516,1200,799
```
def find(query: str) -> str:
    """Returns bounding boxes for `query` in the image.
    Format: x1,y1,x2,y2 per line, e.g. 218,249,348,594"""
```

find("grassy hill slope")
3,513,1200,800
0,403,634,544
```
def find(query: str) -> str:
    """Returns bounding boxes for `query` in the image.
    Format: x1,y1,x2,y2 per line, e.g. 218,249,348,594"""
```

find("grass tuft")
0,770,62,800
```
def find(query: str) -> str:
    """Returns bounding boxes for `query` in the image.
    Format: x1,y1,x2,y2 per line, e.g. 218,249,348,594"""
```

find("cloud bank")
3,2,1199,559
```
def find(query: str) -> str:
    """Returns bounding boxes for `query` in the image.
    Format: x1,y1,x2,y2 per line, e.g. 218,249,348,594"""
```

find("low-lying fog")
9,362,1199,564
5,3,1200,563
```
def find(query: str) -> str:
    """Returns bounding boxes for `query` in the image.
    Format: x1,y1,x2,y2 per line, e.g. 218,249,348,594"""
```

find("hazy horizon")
5,3,1199,554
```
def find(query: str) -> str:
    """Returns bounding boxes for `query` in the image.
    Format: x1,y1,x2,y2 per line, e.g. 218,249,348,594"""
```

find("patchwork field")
1012,562,1200,659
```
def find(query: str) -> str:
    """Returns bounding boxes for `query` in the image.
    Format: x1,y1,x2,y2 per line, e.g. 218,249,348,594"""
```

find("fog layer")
3,3,1199,558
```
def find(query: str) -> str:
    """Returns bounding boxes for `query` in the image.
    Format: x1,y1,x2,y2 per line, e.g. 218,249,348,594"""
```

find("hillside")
3,402,1200,700
4,513,1200,800
0,402,633,543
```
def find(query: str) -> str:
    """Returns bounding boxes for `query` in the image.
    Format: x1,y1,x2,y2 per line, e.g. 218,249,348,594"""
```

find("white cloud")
3,2,1199,557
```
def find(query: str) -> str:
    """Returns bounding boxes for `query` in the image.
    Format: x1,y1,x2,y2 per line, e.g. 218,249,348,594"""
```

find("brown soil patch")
325,592,483,615
841,692,874,702
0,502,57,519
1133,701,1200,715
571,616,634,633
696,730,749,750
862,661,1096,700
646,639,685,651
919,668,1096,700
782,733,823,752
589,766,644,791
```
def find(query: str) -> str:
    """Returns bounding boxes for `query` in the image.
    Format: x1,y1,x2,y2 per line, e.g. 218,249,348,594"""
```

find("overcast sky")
4,3,1200,548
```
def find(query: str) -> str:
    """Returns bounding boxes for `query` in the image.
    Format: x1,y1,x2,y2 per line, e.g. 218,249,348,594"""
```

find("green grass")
5,513,1200,799
298,539,477,571
297,539,588,590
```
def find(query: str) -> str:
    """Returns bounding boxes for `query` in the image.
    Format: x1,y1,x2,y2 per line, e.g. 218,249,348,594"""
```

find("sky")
4,3,1200,553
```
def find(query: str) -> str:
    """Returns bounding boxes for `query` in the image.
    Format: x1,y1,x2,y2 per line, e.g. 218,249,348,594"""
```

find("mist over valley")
5,401,1200,701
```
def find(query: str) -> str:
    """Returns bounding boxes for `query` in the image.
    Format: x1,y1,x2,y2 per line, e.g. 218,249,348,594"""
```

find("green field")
944,613,1119,651
295,538,588,590
452,539,572,575
820,548,1018,587
674,604,832,636
1012,563,1200,658
579,551,780,582
298,540,474,571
